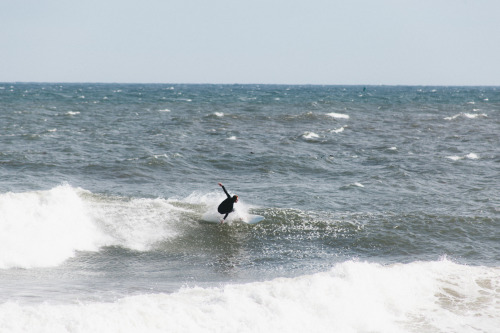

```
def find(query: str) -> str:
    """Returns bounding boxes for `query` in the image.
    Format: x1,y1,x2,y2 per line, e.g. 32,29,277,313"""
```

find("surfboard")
245,214,265,224
201,212,265,224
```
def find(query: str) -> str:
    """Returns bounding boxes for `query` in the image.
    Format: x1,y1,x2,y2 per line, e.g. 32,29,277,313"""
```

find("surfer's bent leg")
220,213,229,224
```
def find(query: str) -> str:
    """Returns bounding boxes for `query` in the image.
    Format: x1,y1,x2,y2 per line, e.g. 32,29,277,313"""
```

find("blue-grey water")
0,84,499,332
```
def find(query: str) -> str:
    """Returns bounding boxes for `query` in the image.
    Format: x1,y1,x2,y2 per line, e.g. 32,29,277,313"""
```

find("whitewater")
0,84,499,332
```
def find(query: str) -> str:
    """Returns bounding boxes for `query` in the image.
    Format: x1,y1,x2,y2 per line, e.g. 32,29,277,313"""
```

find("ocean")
0,83,498,332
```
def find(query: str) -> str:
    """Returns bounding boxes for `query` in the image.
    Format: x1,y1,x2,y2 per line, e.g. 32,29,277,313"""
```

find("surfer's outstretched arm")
218,182,230,198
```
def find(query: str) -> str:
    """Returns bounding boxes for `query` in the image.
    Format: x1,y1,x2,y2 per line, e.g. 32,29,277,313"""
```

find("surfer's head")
232,195,239,203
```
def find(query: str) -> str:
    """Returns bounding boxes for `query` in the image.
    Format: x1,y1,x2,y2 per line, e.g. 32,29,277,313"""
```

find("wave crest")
0,185,185,269
0,185,109,269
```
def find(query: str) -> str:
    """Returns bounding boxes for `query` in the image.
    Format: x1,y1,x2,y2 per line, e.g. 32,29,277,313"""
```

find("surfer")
217,182,238,223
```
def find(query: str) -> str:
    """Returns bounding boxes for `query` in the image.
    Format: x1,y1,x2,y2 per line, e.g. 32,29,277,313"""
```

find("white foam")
331,126,345,133
446,153,479,161
158,109,171,112
91,196,184,252
0,186,186,269
326,112,350,119
1,260,497,333
214,112,224,117
465,153,479,159
302,132,320,140
463,113,484,119
227,136,237,140
66,111,80,116
444,114,459,120
444,113,487,120
0,185,110,269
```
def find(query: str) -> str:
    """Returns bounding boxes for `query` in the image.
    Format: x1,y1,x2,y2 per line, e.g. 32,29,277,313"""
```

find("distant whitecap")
331,126,345,133
214,112,224,117
302,132,320,139
446,154,478,161
327,112,350,119
464,113,480,119
466,153,479,159
444,114,459,120
444,113,487,120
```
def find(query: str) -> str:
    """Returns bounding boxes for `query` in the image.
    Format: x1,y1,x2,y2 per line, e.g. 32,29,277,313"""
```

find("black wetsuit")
218,185,236,220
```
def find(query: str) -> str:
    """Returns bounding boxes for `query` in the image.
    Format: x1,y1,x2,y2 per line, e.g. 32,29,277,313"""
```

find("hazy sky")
2,0,500,85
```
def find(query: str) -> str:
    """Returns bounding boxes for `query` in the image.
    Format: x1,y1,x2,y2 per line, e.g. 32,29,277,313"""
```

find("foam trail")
0,260,497,333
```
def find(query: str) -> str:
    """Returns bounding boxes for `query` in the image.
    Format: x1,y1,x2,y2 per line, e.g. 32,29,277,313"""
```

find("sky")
1,0,500,85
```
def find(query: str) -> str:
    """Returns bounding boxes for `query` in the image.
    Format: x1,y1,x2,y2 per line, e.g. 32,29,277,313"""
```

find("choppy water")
0,84,499,332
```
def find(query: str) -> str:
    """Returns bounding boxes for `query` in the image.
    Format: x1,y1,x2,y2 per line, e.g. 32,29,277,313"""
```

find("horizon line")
2,81,500,88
